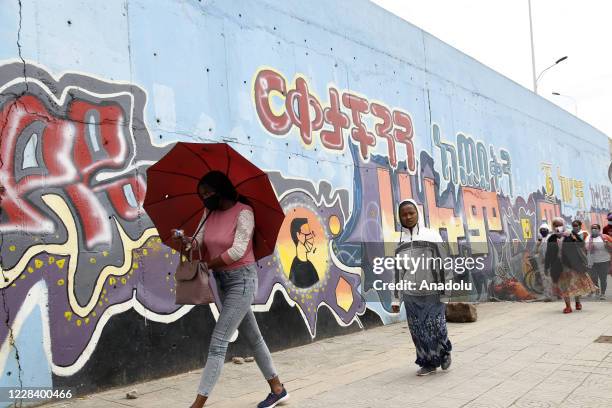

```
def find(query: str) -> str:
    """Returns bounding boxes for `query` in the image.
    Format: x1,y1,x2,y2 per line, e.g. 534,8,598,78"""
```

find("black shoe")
416,366,436,376
257,386,289,408
441,354,452,370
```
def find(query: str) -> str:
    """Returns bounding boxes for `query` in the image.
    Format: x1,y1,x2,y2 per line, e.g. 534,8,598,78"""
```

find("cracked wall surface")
0,0,610,401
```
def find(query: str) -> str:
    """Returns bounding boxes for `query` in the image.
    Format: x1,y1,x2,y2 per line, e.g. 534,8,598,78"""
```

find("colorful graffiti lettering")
253,68,416,171
432,123,513,195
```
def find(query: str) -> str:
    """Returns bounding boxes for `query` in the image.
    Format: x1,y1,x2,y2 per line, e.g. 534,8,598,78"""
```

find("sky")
371,0,612,138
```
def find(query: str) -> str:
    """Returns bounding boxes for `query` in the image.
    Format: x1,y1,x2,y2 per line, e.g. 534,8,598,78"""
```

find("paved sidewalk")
41,300,612,408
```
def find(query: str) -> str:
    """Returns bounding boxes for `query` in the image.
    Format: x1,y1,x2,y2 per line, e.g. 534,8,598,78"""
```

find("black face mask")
203,194,221,210
539,229,549,238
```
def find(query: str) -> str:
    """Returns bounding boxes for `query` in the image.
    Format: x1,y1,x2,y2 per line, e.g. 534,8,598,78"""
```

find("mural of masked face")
298,224,315,253
288,217,320,288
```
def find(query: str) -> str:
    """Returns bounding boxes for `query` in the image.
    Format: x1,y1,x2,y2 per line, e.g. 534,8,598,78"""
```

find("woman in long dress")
396,199,452,376
546,217,597,313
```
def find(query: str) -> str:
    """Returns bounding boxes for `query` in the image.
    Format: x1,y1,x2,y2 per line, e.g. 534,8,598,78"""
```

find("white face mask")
608,220,612,226
555,226,565,233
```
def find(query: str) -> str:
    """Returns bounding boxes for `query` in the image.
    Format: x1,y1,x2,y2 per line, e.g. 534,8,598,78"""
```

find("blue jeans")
198,264,277,397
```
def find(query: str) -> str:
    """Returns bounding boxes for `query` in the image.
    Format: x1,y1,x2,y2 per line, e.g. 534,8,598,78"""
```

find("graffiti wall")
0,0,610,399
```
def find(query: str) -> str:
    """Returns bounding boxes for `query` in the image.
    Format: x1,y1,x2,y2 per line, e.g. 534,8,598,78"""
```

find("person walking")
175,171,289,408
546,218,597,313
545,218,565,301
603,212,612,237
586,223,611,300
395,199,452,376
536,222,553,299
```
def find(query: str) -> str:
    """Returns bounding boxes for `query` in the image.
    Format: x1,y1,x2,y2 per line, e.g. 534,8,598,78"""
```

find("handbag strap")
181,210,213,261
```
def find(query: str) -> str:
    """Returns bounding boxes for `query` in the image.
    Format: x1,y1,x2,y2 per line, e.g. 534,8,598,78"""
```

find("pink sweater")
194,202,256,271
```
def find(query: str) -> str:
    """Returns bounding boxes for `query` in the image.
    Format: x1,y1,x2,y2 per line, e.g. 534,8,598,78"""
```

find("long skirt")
403,294,452,368
554,268,598,298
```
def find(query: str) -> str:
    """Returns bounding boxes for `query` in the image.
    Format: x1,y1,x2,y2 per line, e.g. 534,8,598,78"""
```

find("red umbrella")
144,142,284,261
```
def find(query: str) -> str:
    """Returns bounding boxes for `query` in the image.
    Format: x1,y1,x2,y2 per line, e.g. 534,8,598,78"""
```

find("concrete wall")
0,0,610,399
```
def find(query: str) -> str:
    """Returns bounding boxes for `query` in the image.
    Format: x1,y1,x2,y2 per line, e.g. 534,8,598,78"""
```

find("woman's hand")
171,229,193,250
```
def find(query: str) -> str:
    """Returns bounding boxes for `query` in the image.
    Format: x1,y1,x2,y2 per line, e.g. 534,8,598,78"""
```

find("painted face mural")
287,216,320,288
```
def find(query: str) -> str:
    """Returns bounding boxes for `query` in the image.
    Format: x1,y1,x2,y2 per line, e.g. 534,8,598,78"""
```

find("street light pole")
535,56,568,93
552,92,578,116
528,0,538,93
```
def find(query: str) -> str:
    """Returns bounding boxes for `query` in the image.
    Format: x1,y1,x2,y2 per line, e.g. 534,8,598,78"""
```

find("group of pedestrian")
537,213,612,313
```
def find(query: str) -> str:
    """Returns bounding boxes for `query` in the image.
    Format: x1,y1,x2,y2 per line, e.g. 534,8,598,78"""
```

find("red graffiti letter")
370,103,396,167
285,77,323,145
342,93,375,160
393,110,416,173
320,88,349,150
254,70,292,135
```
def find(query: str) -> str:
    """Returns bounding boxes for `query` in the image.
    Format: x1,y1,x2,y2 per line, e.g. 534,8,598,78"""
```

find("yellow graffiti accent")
336,276,353,312
64,311,73,321
48,256,55,264
57,279,65,286
521,219,532,239
541,163,555,198
0,194,157,318
34,259,43,269
56,259,66,269
27,267,34,273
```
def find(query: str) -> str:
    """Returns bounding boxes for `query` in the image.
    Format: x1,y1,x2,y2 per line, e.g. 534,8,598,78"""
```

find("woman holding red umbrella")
176,171,288,408
144,143,288,408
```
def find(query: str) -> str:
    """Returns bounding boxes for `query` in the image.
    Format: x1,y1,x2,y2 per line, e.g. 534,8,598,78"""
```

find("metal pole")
528,0,537,93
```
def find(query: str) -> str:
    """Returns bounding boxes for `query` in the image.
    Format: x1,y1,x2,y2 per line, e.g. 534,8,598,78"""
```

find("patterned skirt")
554,268,598,298
403,295,452,368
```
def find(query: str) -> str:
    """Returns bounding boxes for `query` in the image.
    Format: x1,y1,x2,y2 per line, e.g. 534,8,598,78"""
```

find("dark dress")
544,234,563,283
403,294,452,368
546,233,597,297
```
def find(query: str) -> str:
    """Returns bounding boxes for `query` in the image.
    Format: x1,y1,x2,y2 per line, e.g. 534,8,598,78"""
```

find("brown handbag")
174,214,215,305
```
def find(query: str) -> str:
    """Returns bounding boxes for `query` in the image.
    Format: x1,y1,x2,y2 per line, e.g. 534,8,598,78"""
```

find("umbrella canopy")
144,142,284,261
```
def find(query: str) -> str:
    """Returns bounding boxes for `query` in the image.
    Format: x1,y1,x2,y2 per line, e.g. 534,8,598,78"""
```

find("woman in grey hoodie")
396,199,452,376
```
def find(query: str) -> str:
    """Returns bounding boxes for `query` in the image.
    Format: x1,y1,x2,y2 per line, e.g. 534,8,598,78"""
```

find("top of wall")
255,0,609,142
